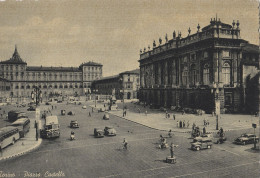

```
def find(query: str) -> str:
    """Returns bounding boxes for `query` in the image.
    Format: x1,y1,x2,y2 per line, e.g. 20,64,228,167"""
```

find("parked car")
27,106,36,111
193,134,213,142
68,111,75,115
45,102,50,105
233,133,259,145
82,105,87,109
103,114,109,120
98,108,105,112
70,120,79,128
191,138,213,151
94,128,104,138
104,126,116,136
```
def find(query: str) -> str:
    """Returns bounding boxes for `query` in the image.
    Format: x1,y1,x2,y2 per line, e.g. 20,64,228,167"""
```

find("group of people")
176,120,189,128
165,111,176,120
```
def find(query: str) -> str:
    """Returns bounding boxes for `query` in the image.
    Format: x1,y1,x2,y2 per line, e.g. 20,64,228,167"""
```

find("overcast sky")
0,0,258,76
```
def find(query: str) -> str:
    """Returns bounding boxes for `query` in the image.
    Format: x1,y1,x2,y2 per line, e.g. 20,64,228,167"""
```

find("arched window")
182,66,188,86
203,64,210,85
190,64,196,85
223,63,231,85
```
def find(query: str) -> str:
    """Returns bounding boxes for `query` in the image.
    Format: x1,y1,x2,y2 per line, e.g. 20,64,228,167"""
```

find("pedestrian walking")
176,120,179,128
0,142,2,157
165,111,168,119
167,113,170,119
35,122,38,141
89,112,91,117
192,123,196,130
187,121,190,128
52,105,53,110
168,130,172,138
183,120,186,128
203,127,206,135
125,110,127,116
123,138,128,150
170,143,179,158
179,120,182,128
173,114,176,120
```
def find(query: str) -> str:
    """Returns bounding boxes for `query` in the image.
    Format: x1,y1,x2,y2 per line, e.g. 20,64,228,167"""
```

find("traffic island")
166,156,176,164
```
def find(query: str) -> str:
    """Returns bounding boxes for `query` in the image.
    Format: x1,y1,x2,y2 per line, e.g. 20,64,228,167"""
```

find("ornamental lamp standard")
211,83,220,130
119,77,125,113
93,88,98,108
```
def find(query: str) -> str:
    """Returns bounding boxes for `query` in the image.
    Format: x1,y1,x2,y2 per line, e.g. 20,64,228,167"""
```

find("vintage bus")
0,126,20,149
40,116,60,139
11,118,30,138
8,110,28,122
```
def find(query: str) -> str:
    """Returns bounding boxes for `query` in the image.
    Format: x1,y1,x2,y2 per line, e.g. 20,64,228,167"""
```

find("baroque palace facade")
0,46,102,100
139,18,259,113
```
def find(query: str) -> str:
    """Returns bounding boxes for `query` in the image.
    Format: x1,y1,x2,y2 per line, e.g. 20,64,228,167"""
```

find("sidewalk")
91,102,259,134
0,117,42,161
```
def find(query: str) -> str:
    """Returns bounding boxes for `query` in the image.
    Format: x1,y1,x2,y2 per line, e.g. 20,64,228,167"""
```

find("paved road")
0,102,258,178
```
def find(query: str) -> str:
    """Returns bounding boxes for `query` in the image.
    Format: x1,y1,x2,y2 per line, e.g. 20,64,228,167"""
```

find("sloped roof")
120,69,140,75
0,46,27,65
242,43,260,54
26,66,81,72
95,75,119,82
80,61,103,67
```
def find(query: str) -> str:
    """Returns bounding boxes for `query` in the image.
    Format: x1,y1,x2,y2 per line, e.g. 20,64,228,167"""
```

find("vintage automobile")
67,111,75,115
82,105,87,109
27,105,36,111
191,138,213,151
233,133,259,145
193,134,213,142
103,114,109,120
70,120,79,128
104,126,116,136
98,108,106,112
94,128,104,138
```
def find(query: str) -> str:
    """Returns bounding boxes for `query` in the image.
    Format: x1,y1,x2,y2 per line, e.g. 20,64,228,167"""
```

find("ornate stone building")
0,46,102,100
92,69,140,100
139,18,259,113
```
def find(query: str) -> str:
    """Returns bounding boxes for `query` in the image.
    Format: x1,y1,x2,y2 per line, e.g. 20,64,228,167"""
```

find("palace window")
190,64,196,85
59,85,63,88
222,50,231,58
182,66,188,86
204,51,208,58
203,64,210,85
191,54,196,61
26,85,30,89
223,63,231,85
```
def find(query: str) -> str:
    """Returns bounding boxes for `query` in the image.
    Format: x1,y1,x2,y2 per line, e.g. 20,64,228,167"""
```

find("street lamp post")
119,77,125,113
211,83,220,130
